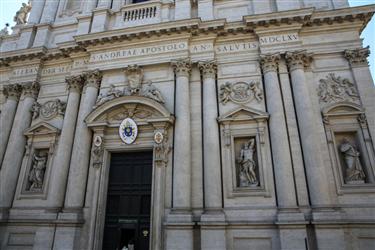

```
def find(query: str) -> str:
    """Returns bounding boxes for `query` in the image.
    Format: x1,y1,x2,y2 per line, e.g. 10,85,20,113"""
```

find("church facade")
1,0,375,249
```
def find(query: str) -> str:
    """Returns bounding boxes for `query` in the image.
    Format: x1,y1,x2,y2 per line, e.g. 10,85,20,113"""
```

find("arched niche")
322,101,375,194
85,95,174,250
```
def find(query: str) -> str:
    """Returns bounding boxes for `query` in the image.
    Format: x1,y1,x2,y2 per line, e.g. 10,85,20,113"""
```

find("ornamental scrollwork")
220,81,263,105
92,135,104,168
317,73,359,105
31,99,66,120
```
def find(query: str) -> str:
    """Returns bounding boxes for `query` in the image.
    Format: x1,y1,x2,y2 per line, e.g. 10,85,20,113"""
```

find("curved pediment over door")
85,96,174,129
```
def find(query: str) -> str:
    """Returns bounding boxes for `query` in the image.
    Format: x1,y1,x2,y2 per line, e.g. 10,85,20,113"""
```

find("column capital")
171,58,192,77
4,84,22,101
198,60,217,79
66,75,85,93
344,46,370,67
21,81,40,99
285,50,313,71
84,69,102,89
260,53,281,73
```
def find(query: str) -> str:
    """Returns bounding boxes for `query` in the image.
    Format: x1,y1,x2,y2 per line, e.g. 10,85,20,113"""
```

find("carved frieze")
220,81,263,105
31,99,66,120
344,47,370,66
95,65,165,107
317,73,359,105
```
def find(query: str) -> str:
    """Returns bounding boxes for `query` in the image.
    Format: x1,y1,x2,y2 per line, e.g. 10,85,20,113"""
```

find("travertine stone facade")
1,0,375,249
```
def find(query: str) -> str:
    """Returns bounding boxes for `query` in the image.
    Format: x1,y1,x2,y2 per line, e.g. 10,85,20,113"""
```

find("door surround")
85,96,174,250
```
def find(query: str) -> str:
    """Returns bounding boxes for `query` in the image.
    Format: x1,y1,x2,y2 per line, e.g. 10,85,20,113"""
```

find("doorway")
102,151,153,250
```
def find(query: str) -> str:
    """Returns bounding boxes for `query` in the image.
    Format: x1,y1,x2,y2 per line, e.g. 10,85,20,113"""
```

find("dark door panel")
102,151,153,250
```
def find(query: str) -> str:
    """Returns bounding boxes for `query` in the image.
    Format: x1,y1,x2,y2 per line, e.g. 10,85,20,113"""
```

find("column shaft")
64,71,101,209
199,61,222,209
171,59,192,210
29,0,46,24
40,0,60,23
0,84,22,165
0,82,39,211
260,54,298,208
47,75,84,208
285,51,331,206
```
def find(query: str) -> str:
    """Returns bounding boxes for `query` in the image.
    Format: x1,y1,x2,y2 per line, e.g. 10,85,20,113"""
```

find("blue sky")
0,0,374,81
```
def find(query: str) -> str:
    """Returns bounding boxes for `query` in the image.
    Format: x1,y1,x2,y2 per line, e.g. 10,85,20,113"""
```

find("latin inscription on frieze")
259,33,299,45
90,42,188,62
12,67,38,77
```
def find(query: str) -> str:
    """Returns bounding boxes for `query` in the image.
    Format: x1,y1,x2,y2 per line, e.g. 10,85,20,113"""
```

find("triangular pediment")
218,106,269,123
24,122,60,136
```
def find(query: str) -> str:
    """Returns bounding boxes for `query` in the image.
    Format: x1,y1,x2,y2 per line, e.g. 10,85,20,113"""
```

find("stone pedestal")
260,53,298,209
64,70,102,210
0,84,22,165
285,50,331,207
91,8,111,33
47,75,84,208
0,82,39,218
198,0,214,21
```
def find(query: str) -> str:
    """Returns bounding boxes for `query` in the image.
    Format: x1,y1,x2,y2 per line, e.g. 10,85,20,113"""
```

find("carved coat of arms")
220,81,263,105
119,118,138,144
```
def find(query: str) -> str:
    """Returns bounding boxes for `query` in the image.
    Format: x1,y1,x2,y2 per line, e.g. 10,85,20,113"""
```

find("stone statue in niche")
95,84,123,107
220,81,263,105
14,1,32,25
28,151,48,191
237,138,259,187
340,138,366,184
317,73,359,104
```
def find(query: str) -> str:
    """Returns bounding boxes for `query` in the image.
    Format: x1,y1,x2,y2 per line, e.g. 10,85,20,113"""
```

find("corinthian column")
47,75,84,208
171,59,192,211
0,82,39,217
260,53,298,209
64,70,102,210
0,84,22,165
166,59,193,250
198,61,226,250
344,47,375,140
198,61,222,210
285,51,331,207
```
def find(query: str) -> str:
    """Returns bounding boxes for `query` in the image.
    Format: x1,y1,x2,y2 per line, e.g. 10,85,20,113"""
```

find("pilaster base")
200,211,227,250
165,212,194,250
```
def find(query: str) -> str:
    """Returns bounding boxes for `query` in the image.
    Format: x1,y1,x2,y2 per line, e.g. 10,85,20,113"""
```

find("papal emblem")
119,118,138,144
